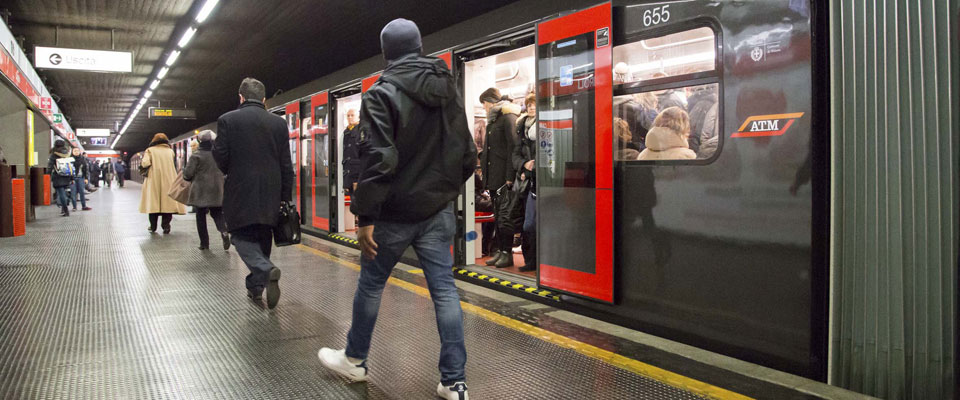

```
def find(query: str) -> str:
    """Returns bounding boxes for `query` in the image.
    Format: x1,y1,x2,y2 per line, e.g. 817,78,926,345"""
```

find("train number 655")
643,5,671,27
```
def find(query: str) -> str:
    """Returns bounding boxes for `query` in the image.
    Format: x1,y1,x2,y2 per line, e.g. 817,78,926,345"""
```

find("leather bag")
167,172,191,204
273,201,302,247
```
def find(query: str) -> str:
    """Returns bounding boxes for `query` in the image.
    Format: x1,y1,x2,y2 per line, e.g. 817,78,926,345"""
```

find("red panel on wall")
11,179,25,237
42,175,50,206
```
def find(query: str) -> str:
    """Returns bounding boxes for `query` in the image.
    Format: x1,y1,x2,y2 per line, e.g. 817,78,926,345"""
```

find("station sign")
89,137,109,146
53,114,62,123
34,46,133,73
77,128,111,137
148,107,196,119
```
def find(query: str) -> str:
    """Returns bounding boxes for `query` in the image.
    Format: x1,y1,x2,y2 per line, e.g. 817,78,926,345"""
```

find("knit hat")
380,18,422,61
54,139,65,148
197,130,216,142
479,87,501,104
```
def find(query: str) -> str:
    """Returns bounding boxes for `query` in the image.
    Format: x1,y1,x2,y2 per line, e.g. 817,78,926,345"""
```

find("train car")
266,0,827,381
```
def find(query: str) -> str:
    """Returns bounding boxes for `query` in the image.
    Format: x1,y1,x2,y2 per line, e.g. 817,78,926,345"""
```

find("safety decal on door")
596,27,610,48
731,112,804,138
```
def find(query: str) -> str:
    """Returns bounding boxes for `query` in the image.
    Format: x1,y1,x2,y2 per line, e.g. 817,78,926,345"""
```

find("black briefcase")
274,201,302,247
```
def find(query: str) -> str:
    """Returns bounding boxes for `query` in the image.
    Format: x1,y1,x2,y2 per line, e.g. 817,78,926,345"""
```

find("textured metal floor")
0,184,708,399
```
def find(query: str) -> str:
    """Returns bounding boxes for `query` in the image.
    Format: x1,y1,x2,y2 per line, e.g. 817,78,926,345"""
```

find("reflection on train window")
613,25,721,162
614,82,719,161
612,27,715,85
463,45,536,154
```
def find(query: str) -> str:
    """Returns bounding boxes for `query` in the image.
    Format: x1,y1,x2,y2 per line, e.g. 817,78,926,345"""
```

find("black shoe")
198,245,209,250
247,289,263,301
221,233,231,250
518,265,536,272
148,227,157,233
162,228,171,234
495,251,514,268
266,267,281,309
485,251,503,266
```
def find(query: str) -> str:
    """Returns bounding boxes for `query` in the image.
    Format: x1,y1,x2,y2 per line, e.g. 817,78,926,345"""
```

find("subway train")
163,0,829,381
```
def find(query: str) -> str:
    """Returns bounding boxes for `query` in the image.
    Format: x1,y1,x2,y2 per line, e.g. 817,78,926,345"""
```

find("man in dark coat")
341,108,362,195
318,18,475,400
89,159,101,187
113,160,125,187
479,87,520,268
214,77,293,309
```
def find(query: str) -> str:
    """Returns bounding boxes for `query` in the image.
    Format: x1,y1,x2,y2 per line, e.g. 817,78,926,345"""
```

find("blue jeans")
71,177,86,208
345,204,466,385
54,186,69,210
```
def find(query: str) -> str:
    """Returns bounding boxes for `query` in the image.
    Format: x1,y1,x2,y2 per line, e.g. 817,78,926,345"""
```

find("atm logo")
731,112,804,138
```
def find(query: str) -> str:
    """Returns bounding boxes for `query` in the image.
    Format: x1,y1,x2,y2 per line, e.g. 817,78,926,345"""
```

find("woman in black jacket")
184,131,229,250
69,148,91,211
47,140,74,216
512,94,538,272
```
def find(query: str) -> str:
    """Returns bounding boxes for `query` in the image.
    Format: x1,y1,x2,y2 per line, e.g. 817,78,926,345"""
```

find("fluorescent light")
195,0,219,23
149,80,160,90
165,50,180,66
178,27,197,48
139,98,147,105
157,66,169,79
144,90,153,99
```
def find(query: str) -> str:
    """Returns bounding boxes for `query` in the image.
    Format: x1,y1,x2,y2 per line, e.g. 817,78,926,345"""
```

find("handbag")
274,201,302,247
138,149,151,177
167,172,192,204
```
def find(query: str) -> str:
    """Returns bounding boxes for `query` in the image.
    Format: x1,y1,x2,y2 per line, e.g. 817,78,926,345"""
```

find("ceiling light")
165,50,180,66
149,79,160,90
139,98,147,105
178,27,197,48
157,66,169,79
144,90,153,99
195,0,220,23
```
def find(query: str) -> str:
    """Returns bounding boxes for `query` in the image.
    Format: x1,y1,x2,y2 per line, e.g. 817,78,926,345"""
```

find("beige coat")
138,144,186,214
638,127,697,161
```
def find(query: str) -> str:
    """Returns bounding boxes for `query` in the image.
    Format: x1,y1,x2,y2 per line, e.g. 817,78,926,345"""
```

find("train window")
613,25,721,162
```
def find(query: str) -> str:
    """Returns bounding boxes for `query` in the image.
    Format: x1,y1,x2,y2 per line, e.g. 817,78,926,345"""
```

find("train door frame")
283,102,302,217
329,80,363,237
453,24,537,272
298,98,312,226
305,91,332,233
534,2,615,304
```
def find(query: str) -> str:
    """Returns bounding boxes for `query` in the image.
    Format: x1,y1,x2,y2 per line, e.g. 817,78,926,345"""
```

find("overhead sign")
40,97,52,110
77,128,111,137
148,107,196,119
89,137,109,146
53,113,63,123
34,46,133,73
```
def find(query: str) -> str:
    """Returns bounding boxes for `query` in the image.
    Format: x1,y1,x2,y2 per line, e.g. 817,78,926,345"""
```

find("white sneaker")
437,382,469,400
318,348,368,382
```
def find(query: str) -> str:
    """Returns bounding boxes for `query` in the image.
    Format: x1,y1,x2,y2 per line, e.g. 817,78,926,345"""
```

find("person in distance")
139,133,186,233
184,131,229,251
317,18,476,400
213,77,294,310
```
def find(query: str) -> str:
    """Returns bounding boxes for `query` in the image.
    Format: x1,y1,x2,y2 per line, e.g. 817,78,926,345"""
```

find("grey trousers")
231,225,275,293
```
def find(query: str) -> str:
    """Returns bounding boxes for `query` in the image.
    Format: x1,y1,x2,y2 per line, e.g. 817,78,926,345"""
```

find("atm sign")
731,112,804,138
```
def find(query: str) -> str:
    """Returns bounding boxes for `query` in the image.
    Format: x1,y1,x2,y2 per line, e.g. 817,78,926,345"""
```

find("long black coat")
213,100,294,232
481,102,520,191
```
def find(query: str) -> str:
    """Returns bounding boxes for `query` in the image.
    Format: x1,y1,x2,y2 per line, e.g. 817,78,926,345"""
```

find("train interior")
334,92,362,238
462,44,536,278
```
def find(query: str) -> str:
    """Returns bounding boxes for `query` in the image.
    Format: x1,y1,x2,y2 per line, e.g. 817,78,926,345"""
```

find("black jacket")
351,54,476,226
47,149,73,188
481,101,520,192
214,100,294,232
73,154,88,180
512,114,537,187
341,125,362,189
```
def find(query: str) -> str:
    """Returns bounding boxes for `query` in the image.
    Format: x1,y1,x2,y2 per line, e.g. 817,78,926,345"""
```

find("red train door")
535,2,614,303
310,92,331,231
284,102,301,214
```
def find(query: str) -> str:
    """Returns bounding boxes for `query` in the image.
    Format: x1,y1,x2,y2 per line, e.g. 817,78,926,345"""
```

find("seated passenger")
614,118,640,161
638,107,697,161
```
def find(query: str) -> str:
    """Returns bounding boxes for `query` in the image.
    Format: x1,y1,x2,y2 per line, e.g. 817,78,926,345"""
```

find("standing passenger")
113,159,126,187
70,148,92,211
139,133,186,233
47,139,74,217
318,18,476,400
184,131,229,251
213,78,293,309
90,159,101,188
341,109,362,195
513,93,538,272
479,87,520,268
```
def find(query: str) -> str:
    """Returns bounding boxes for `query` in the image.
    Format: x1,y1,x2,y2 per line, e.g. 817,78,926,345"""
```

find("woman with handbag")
512,93,538,272
139,133,186,233
183,131,230,250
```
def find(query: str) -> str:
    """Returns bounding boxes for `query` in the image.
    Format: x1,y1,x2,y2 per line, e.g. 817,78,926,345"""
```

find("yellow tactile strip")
295,244,754,400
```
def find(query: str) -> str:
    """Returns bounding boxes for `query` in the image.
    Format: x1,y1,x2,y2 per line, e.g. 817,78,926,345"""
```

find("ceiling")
4,0,520,153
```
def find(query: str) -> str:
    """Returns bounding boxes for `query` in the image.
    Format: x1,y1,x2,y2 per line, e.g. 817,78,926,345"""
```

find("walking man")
318,19,477,400
213,77,294,309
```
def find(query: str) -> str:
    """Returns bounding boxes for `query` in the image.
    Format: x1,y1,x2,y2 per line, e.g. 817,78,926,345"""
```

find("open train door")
284,102,301,216
536,3,614,303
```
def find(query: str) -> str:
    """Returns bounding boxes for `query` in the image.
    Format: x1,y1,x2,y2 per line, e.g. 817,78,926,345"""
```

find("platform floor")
0,184,746,399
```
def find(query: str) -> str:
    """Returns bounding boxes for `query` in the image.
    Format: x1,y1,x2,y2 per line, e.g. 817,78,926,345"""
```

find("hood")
53,149,70,158
379,55,454,107
487,101,521,123
644,127,689,151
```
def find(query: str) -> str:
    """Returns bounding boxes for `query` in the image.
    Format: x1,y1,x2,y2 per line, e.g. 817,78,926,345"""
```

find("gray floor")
0,184,707,399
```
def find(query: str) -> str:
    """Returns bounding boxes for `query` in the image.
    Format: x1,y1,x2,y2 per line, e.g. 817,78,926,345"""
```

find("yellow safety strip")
328,234,359,245
452,266,561,301
295,244,753,400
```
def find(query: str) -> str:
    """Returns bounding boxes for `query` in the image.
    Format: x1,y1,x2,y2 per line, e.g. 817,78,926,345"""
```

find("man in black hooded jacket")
318,18,475,400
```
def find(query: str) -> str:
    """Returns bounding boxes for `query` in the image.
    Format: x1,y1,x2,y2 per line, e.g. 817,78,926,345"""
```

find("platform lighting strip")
112,0,219,149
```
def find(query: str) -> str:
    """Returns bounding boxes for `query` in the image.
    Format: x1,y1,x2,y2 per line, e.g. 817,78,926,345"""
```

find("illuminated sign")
34,46,133,73
77,128,111,137
89,137,108,146
731,112,804,138
148,107,196,119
